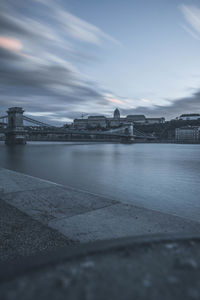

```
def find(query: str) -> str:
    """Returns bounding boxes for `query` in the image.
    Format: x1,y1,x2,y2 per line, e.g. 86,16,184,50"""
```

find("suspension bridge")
0,107,155,145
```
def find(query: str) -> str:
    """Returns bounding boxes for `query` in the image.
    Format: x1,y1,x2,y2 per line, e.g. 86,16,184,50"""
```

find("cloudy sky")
0,0,200,124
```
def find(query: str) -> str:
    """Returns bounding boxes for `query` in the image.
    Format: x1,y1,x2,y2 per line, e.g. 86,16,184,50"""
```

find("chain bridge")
0,107,155,145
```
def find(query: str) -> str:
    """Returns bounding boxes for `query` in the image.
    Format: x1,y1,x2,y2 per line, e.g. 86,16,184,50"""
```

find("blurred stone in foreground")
1,235,200,300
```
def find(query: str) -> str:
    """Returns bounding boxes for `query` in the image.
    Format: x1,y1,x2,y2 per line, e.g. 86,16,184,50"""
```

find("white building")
175,126,200,142
146,117,165,124
179,114,200,121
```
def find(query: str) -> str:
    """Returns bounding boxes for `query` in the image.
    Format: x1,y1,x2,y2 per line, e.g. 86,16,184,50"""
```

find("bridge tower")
121,122,135,143
5,107,27,145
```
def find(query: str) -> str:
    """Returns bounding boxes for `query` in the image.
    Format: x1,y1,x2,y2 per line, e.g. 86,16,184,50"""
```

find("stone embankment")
1,167,200,299
1,166,200,258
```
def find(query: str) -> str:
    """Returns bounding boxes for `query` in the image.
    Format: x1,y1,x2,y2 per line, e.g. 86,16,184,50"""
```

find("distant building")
73,118,88,129
88,116,107,128
73,109,165,129
114,108,120,119
108,108,126,127
126,115,146,124
175,126,200,142
146,117,165,124
179,114,200,121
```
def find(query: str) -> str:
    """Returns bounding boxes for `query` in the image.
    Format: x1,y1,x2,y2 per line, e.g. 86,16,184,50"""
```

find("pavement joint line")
46,201,120,222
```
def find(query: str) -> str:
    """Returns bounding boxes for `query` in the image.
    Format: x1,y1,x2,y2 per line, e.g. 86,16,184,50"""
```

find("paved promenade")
0,198,74,262
1,167,200,247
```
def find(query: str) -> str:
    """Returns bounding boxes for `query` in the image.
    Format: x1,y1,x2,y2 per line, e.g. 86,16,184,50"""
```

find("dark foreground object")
1,234,200,300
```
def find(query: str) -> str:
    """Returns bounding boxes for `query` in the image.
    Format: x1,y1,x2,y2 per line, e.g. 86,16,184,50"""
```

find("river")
0,142,199,222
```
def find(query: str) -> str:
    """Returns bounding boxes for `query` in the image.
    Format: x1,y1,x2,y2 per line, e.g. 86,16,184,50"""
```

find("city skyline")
0,0,200,124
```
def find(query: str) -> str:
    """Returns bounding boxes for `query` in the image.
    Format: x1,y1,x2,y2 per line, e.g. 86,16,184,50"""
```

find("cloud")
0,0,198,125
0,47,23,61
180,4,200,39
0,0,120,123
120,89,200,120
104,93,125,105
0,36,23,52
180,24,200,40
107,98,124,105
34,0,120,46
55,8,120,46
0,0,119,47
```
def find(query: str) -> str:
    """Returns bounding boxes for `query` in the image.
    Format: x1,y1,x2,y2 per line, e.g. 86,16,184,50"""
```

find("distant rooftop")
180,114,200,117
126,115,146,120
146,117,165,120
88,116,106,119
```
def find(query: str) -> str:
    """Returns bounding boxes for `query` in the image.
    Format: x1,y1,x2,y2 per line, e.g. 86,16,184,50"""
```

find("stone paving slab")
49,203,200,242
1,167,200,243
0,199,75,262
0,168,55,193
2,186,118,224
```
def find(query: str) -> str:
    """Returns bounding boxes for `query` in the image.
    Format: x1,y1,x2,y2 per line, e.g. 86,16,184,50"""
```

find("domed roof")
114,108,120,118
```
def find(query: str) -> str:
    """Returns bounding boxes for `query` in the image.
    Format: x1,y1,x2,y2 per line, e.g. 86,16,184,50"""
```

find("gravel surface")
0,199,77,262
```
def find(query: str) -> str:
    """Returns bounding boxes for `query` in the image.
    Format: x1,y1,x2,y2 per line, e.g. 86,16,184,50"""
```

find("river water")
0,142,199,222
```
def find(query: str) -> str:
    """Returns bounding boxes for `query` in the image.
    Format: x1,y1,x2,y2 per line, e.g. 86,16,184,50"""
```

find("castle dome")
114,108,120,119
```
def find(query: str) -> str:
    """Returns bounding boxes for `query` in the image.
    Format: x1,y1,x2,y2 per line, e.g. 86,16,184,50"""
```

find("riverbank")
1,167,200,260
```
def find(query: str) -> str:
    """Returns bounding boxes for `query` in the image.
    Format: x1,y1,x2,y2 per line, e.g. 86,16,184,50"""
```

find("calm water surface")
0,142,199,221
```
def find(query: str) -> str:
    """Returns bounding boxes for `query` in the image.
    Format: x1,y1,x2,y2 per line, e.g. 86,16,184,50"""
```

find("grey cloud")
3,0,198,124
0,4,100,64
0,46,106,123
0,12,28,36
120,90,200,120
0,0,111,121
0,47,23,61
0,11,50,43
0,53,104,103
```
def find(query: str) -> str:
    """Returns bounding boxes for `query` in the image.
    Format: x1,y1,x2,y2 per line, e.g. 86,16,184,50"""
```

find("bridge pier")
5,107,27,145
120,136,135,144
120,122,135,143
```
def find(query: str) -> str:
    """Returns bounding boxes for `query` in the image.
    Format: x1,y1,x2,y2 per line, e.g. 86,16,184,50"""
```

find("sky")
0,0,200,124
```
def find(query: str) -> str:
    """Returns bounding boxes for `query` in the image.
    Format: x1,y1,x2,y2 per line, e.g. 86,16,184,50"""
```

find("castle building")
73,118,88,129
108,108,125,127
88,116,107,128
73,109,165,130
126,115,146,124
114,108,120,119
